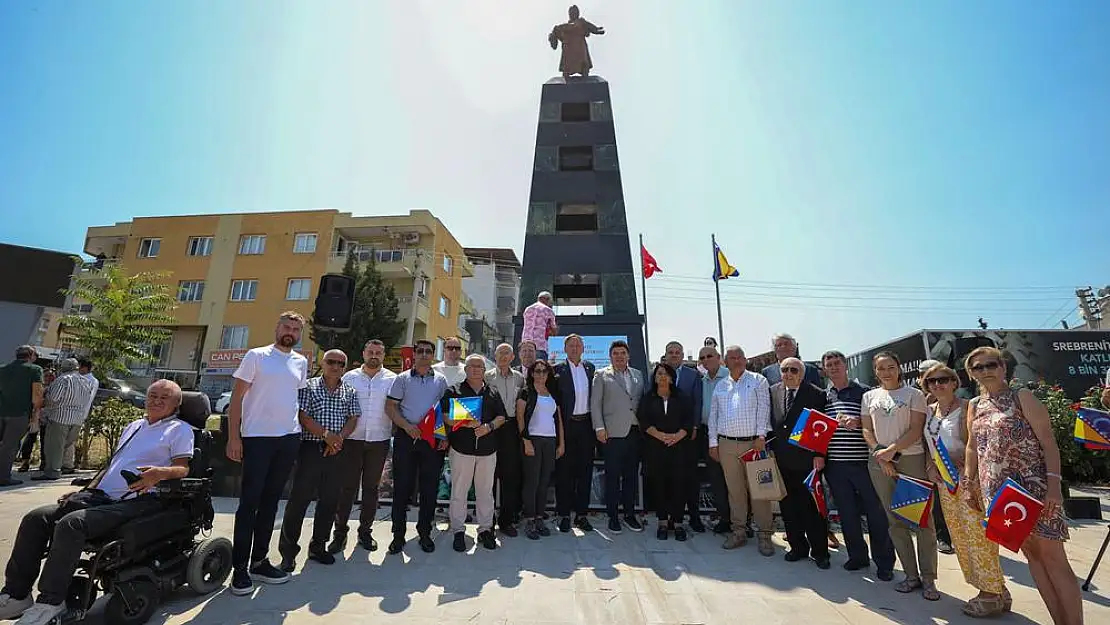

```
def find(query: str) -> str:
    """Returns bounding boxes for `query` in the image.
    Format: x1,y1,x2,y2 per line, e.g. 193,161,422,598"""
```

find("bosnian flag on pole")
982,478,1044,552
788,409,839,454
803,469,828,518
1074,407,1110,450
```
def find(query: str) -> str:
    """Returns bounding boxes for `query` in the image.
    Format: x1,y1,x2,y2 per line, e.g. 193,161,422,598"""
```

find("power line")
647,292,1063,315
647,282,1070,303
650,274,1075,293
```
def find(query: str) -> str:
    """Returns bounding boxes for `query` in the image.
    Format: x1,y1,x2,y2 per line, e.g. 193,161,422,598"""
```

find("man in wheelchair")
0,379,228,625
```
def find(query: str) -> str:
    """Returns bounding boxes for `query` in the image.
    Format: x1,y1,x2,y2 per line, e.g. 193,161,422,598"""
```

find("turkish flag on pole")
641,245,662,279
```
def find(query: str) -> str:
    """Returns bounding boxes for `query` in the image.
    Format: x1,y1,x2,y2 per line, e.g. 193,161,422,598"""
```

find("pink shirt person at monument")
522,291,558,357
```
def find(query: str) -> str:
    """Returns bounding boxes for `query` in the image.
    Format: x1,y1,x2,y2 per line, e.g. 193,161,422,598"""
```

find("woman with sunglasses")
639,362,693,541
516,361,565,540
861,351,938,600
921,363,1009,617
964,348,1082,625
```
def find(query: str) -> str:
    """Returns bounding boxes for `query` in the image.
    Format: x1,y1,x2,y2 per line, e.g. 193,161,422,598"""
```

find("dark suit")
639,391,694,523
672,365,704,522
770,382,830,561
554,359,596,518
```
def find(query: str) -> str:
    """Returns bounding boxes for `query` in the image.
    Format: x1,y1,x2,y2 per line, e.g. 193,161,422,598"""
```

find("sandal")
961,594,1005,617
1002,589,1012,612
921,582,941,602
894,578,923,593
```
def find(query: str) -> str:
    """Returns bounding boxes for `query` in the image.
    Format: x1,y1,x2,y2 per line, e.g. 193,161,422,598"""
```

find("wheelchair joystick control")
120,469,142,485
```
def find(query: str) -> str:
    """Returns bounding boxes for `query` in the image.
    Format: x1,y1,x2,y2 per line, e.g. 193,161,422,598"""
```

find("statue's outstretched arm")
548,27,559,50
583,20,605,36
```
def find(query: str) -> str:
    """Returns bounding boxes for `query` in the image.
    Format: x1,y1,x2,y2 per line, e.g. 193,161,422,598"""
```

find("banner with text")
546,335,629,369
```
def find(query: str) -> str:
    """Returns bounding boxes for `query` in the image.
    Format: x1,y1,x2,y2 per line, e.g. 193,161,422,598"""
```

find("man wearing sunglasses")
697,346,732,535
278,349,361,573
386,339,450,554
433,337,467,387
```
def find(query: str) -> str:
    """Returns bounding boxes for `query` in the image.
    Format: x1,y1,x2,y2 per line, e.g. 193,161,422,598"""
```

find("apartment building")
82,209,473,395
462,247,522,351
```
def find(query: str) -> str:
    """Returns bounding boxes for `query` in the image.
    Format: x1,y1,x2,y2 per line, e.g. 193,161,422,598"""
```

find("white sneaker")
14,602,65,625
0,593,34,620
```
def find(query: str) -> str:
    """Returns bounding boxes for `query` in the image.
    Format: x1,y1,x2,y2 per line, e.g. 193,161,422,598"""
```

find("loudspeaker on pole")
312,273,355,331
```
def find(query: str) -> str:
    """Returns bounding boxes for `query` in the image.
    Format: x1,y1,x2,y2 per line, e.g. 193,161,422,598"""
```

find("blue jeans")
824,461,895,571
233,434,300,568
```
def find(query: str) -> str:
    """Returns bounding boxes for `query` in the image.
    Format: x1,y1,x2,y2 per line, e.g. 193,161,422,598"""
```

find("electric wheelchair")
56,391,232,624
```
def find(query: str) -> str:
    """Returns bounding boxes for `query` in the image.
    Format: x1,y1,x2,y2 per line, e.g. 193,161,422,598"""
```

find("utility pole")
405,250,424,344
1077,287,1102,330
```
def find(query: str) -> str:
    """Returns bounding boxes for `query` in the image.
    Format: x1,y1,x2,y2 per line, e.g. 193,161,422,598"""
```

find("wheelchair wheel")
104,580,159,625
186,536,233,595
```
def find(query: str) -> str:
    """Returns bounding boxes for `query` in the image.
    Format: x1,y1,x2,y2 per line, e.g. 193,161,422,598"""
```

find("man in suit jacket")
553,334,597,533
591,340,645,533
663,341,708,533
770,357,831,569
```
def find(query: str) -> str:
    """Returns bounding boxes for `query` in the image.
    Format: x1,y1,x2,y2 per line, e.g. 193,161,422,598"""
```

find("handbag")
745,451,787,502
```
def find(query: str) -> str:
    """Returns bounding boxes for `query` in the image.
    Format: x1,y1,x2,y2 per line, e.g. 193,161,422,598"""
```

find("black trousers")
932,484,952,544
390,430,445,538
334,439,390,541
18,429,41,466
3,496,164,605
647,438,687,523
278,441,347,561
603,428,641,519
232,434,300,568
556,416,595,518
686,425,730,522
521,437,557,518
779,463,830,560
494,426,523,528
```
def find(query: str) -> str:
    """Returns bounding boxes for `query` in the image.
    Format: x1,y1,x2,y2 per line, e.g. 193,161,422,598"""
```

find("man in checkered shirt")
278,349,361,571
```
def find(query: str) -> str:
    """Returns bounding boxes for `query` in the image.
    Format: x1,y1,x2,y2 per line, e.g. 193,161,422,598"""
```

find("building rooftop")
464,247,521,270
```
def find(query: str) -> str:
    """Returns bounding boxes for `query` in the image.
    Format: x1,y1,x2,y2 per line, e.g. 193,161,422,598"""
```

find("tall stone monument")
515,7,647,371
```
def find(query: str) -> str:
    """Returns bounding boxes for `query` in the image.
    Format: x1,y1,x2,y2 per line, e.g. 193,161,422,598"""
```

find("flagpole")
712,233,724,347
640,233,651,362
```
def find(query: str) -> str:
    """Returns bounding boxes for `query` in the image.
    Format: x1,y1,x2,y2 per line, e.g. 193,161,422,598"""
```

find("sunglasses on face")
926,376,956,386
325,359,347,367
969,361,1000,373
414,348,434,355
781,366,801,374
446,345,462,351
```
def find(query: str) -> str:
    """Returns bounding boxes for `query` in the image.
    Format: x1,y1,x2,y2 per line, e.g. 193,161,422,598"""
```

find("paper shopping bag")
746,452,786,501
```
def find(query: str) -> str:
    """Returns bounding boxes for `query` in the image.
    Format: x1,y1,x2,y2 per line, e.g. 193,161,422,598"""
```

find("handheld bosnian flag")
1074,407,1110,450
982,478,1045,553
788,409,839,454
932,436,960,494
418,403,447,446
889,474,934,529
447,396,483,431
803,469,828,518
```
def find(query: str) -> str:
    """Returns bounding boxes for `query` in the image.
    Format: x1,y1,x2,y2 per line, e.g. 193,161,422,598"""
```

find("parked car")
94,377,147,408
215,391,231,414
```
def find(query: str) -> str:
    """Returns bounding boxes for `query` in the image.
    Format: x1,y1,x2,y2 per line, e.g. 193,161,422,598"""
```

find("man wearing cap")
34,359,95,482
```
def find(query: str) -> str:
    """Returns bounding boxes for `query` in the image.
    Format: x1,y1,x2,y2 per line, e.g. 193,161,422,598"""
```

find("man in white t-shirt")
332,339,398,554
432,336,466,386
226,312,309,596
0,380,192,625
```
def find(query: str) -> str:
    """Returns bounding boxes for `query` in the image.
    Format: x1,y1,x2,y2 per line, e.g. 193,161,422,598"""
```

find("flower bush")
1030,381,1110,484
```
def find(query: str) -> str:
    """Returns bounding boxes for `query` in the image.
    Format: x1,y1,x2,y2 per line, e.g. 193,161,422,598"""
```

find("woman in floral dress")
963,347,1083,625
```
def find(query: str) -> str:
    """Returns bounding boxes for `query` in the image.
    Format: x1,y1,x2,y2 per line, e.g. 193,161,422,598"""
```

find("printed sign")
205,348,314,370
546,335,629,368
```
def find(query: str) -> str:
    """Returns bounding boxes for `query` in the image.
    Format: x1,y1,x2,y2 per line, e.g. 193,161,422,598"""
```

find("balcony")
456,326,471,344
397,295,430,325
327,248,423,278
459,292,477,316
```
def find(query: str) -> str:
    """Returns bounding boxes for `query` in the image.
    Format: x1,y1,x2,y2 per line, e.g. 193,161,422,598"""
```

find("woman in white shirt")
861,351,938,600
921,364,1009,617
516,361,565,540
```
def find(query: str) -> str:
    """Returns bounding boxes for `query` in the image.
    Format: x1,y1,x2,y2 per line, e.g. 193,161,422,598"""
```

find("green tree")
59,263,177,380
310,252,406,362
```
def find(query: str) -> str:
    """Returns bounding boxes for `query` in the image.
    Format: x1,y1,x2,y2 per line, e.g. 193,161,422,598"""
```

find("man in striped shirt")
818,350,894,579
33,359,96,482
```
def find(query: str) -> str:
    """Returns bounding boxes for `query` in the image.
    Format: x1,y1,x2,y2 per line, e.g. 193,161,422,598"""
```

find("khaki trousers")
718,438,773,537
449,449,498,533
869,452,938,583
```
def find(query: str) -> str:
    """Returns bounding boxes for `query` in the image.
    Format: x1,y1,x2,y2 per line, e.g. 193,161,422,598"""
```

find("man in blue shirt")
761,333,822,387
697,345,732,534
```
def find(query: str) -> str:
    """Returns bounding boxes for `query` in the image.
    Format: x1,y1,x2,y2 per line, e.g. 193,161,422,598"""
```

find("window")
286,278,312,301
138,238,161,258
556,203,599,233
558,146,593,171
376,249,403,263
239,235,266,255
436,338,445,360
187,237,213,257
439,295,450,317
72,303,94,314
220,326,249,349
178,280,205,302
442,254,453,275
229,279,259,302
418,277,429,298
561,102,591,122
293,233,317,254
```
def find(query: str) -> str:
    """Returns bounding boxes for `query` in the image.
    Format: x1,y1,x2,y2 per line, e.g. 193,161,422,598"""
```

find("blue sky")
2,1,1108,358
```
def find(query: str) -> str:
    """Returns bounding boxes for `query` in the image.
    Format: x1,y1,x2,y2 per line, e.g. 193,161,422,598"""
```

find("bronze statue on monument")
548,5,605,80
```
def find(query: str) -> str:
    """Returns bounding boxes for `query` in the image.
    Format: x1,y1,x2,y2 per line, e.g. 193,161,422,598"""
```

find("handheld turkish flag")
418,403,446,447
803,469,828,518
788,408,839,454
983,478,1044,553
641,244,662,279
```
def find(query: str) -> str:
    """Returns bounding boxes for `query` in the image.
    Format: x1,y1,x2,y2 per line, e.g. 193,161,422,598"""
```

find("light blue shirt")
700,366,730,425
